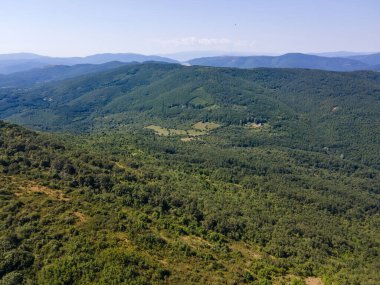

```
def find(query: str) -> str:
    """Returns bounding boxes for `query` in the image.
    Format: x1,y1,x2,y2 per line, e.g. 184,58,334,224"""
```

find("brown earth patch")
18,184,69,201
305,277,324,285
180,137,196,142
180,235,212,249
73,211,87,224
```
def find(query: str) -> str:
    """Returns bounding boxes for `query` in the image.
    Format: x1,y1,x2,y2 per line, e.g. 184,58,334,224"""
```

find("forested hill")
1,63,379,168
1,118,380,284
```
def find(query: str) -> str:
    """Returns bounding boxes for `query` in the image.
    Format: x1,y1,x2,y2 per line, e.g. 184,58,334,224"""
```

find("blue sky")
0,0,379,56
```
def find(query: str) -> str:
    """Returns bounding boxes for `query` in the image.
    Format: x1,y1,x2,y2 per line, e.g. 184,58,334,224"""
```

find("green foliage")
0,271,24,285
0,121,379,284
0,63,379,284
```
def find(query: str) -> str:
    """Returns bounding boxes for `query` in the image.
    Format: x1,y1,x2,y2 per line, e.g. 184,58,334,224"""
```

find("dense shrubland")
0,121,379,284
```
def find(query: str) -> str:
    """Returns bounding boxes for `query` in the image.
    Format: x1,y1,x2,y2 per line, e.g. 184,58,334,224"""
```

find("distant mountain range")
187,53,380,71
0,61,129,88
347,53,380,65
0,52,379,74
311,51,374,57
0,53,178,74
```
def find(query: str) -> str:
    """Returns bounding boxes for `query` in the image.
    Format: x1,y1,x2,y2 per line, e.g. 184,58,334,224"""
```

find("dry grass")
180,235,212,249
229,241,261,260
73,211,87,224
180,137,196,142
17,184,69,201
169,129,187,135
305,277,324,285
247,122,263,129
145,122,220,138
192,121,221,131
144,125,170,136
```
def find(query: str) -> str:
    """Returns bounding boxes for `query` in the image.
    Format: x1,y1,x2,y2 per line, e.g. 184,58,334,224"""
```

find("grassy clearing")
192,121,221,131
144,125,170,136
145,125,188,136
168,129,187,135
180,137,196,142
145,122,220,139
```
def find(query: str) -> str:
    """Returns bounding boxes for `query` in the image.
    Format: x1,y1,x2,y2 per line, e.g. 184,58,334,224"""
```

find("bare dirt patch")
73,211,87,224
180,137,196,142
19,184,69,201
305,277,324,285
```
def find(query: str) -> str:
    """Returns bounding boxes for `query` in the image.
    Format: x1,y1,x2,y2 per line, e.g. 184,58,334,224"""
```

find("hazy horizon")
1,0,379,57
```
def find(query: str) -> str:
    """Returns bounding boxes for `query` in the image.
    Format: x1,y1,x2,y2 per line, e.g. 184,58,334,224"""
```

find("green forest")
0,63,379,285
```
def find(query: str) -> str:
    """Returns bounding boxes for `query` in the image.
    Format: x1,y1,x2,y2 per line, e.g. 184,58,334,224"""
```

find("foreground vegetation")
0,121,379,284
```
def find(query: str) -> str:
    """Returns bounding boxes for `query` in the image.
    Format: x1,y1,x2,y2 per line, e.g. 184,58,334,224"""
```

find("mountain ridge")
0,53,178,74
0,61,130,88
187,53,378,71
2,51,380,74
347,52,380,65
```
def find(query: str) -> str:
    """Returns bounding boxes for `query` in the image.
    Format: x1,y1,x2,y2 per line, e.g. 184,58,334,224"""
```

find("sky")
0,0,379,57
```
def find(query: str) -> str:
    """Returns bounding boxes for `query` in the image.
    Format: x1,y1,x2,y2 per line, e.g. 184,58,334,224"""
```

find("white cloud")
153,37,255,51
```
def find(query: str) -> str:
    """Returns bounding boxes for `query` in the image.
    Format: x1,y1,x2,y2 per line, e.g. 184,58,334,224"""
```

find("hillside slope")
1,63,379,168
1,120,379,284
